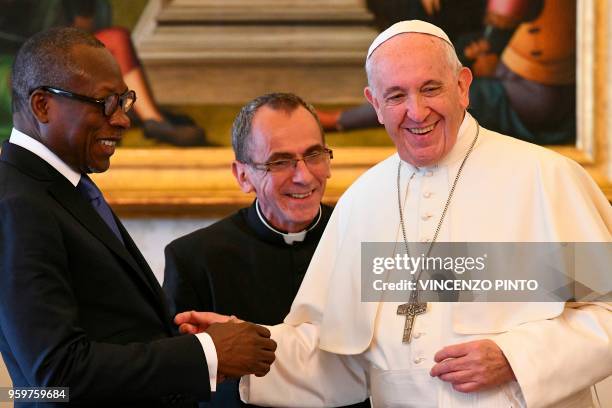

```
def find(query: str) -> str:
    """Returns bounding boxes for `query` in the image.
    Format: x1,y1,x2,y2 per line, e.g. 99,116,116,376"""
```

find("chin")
408,147,445,166
288,211,313,223
87,161,111,173
414,157,436,167
286,210,317,227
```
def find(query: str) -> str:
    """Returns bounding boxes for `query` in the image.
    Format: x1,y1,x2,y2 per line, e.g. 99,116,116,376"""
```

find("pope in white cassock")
176,21,612,407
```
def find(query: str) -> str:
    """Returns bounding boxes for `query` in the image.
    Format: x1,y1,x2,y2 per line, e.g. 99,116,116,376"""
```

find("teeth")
289,192,312,199
100,140,117,147
409,123,435,134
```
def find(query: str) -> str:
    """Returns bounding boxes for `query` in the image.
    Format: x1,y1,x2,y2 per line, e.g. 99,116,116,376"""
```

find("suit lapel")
2,142,173,332
116,220,175,332
49,179,175,330
48,180,143,277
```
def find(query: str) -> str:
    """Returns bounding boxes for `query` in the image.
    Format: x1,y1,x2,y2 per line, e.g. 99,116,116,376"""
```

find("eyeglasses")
37,86,136,117
248,148,333,173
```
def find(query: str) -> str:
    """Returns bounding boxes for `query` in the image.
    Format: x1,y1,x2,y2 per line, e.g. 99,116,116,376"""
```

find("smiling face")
38,44,130,173
232,105,330,233
365,33,472,167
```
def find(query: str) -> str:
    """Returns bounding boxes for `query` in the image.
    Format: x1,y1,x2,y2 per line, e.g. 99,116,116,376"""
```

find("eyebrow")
96,85,129,98
382,80,445,97
382,86,405,98
266,144,325,161
421,80,444,87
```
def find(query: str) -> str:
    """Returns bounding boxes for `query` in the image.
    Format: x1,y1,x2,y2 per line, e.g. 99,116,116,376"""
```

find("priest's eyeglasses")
36,86,137,117
249,148,333,173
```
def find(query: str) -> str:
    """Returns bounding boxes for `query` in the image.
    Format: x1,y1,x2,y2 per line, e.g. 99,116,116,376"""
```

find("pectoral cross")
397,302,427,343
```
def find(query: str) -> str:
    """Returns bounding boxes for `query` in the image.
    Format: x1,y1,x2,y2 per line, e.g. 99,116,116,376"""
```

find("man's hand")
207,322,276,378
174,311,241,334
430,339,516,393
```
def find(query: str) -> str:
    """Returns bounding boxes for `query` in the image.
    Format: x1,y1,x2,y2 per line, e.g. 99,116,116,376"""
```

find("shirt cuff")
239,376,250,403
195,332,218,392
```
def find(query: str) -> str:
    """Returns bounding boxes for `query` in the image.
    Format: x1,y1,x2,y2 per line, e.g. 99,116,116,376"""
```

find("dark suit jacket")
0,141,210,407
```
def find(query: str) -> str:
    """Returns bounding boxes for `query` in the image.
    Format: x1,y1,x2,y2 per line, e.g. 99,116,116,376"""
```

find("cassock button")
423,191,432,198
413,357,425,364
424,170,434,177
413,332,422,339
421,214,432,221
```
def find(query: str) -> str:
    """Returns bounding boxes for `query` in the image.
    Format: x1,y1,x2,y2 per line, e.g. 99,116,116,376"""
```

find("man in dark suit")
0,27,275,407
164,93,369,407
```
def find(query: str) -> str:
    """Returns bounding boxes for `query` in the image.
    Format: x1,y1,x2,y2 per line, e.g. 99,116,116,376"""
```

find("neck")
13,114,41,143
255,199,322,241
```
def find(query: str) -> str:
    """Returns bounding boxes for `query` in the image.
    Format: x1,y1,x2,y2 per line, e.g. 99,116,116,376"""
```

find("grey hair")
11,27,104,113
231,92,324,163
365,33,462,91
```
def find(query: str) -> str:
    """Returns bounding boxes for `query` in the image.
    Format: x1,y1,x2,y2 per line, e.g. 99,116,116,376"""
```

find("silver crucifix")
397,301,427,343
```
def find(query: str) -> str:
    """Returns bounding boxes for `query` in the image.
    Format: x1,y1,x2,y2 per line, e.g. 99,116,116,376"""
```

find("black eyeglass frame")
247,147,334,173
36,86,136,117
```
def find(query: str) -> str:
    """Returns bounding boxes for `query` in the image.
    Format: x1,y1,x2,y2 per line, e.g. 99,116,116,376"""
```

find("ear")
232,161,255,194
29,89,51,124
364,86,384,124
457,67,473,109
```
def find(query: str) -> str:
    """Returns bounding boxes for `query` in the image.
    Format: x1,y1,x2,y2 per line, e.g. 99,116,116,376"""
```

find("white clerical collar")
9,127,81,186
255,199,322,245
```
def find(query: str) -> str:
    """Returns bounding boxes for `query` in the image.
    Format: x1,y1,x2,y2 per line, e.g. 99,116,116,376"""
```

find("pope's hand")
430,339,516,392
174,311,243,334
207,322,277,378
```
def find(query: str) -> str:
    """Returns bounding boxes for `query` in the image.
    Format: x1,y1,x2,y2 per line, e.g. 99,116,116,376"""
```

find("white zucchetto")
367,20,454,60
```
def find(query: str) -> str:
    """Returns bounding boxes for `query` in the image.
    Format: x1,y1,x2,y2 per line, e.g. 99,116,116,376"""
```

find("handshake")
174,311,276,379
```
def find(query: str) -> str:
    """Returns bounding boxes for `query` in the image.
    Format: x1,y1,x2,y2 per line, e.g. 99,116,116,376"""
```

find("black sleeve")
163,241,213,315
0,196,211,404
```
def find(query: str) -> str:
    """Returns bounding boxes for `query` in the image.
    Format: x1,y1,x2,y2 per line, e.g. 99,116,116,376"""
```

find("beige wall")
0,355,12,408
0,355,11,386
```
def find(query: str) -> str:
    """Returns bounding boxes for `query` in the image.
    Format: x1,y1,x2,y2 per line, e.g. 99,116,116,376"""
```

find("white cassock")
240,113,612,407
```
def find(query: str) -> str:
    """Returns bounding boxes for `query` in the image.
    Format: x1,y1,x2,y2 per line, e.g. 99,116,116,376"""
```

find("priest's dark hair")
11,27,105,114
231,92,325,163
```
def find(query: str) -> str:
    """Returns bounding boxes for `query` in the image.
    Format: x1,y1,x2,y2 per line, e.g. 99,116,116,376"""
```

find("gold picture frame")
93,0,611,217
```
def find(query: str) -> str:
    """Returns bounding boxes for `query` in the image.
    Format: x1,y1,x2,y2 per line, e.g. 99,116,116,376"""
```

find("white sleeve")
494,302,612,408
239,323,369,407
195,332,218,392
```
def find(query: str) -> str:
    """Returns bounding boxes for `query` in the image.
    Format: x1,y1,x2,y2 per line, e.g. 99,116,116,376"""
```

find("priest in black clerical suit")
164,93,370,408
164,199,332,325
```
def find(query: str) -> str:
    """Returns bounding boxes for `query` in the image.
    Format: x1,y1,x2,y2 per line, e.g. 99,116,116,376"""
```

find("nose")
405,95,430,123
291,159,315,184
108,108,131,129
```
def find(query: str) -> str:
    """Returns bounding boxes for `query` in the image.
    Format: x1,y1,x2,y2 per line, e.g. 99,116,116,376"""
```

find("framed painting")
92,0,611,217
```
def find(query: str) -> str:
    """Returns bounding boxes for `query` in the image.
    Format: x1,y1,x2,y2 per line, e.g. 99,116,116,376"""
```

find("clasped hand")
175,311,276,379
430,339,516,392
